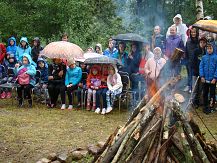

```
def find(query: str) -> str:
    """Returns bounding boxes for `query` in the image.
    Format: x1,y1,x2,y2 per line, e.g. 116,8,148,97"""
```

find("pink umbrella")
40,41,84,60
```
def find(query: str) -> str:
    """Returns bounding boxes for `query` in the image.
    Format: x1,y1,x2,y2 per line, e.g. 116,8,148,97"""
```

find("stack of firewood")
93,78,217,163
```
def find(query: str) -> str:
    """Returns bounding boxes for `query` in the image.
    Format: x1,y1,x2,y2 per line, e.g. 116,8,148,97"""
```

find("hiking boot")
18,99,23,108
86,105,91,111
6,92,12,99
28,99,32,108
203,107,211,114
91,106,96,112
1,91,6,99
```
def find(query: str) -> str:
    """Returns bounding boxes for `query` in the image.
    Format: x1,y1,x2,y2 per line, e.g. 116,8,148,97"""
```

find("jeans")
96,88,107,108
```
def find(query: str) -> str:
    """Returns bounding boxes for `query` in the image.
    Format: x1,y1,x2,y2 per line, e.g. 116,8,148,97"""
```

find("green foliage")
0,0,216,49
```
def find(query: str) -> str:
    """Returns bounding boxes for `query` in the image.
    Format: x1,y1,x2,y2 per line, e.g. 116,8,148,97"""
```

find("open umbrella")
40,41,84,60
84,55,122,65
193,20,217,33
76,52,103,62
112,33,145,43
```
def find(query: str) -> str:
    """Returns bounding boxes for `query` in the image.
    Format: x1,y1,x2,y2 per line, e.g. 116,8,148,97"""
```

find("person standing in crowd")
184,27,199,93
166,14,188,45
103,38,118,59
31,37,43,63
95,43,103,54
15,37,32,62
117,41,128,71
86,47,94,53
106,64,123,114
151,26,165,51
193,37,207,107
126,42,142,75
47,58,66,108
63,58,82,110
14,53,36,107
6,36,17,55
199,43,217,114
0,39,6,64
165,25,184,76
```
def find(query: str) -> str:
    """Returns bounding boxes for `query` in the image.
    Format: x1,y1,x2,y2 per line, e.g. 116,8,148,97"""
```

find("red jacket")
0,43,6,64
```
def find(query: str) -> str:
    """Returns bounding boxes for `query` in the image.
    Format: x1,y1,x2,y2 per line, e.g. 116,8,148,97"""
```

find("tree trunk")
196,0,204,20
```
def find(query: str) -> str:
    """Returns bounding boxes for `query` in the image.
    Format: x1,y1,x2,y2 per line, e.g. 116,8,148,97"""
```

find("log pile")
93,77,217,163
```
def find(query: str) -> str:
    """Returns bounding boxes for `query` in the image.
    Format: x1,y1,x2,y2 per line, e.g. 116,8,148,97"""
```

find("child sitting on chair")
106,64,123,114
14,53,36,107
86,65,101,111
1,53,17,98
35,57,49,103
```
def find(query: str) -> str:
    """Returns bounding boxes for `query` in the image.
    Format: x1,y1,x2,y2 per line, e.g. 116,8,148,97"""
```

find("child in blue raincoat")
14,53,36,107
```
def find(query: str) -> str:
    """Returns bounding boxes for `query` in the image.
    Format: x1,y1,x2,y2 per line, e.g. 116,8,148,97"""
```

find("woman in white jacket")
105,64,123,114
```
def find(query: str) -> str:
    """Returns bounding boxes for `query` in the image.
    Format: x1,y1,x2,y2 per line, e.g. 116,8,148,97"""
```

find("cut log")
171,101,209,163
125,119,162,163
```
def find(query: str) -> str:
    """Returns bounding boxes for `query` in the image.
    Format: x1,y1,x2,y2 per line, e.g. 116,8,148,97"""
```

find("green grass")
0,100,129,163
0,98,216,163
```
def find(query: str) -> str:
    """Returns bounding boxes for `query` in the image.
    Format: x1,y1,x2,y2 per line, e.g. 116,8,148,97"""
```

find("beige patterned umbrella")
40,41,84,60
193,20,217,33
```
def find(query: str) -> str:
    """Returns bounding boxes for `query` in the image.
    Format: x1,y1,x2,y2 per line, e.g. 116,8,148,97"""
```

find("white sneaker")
101,108,106,115
106,106,113,113
183,86,189,92
61,104,66,110
95,108,101,114
68,105,73,110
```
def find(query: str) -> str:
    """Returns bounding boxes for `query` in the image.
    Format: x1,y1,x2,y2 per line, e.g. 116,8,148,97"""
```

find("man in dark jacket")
151,26,165,51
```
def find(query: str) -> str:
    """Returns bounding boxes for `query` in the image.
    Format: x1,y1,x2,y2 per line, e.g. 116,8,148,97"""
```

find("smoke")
113,0,168,39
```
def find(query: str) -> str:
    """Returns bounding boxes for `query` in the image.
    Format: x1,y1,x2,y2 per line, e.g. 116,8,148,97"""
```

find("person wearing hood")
165,25,184,76
6,37,17,55
184,27,199,93
14,53,36,107
86,65,102,111
63,58,82,110
0,39,6,64
166,14,188,45
34,57,49,103
105,64,123,114
3,53,17,98
103,38,118,59
199,43,217,114
15,37,32,62
31,37,43,63
95,43,103,54
47,58,66,108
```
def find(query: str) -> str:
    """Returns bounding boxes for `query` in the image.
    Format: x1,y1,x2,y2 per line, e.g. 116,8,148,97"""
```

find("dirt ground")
0,98,216,163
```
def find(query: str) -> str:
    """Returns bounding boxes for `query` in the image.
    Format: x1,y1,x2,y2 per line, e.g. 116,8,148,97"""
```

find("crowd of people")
0,14,217,114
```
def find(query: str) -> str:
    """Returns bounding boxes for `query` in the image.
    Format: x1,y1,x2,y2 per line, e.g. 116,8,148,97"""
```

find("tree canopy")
0,0,216,48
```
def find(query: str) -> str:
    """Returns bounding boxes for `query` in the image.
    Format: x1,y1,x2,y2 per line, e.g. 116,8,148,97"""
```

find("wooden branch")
171,101,209,163
125,119,162,163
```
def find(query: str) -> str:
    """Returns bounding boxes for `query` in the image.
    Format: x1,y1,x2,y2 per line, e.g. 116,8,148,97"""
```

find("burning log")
93,77,217,163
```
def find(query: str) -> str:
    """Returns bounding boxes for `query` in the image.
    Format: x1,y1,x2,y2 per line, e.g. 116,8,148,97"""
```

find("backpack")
17,68,30,85
18,73,30,85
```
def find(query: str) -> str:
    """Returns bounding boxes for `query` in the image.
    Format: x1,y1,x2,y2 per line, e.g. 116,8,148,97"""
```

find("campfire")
93,77,217,163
